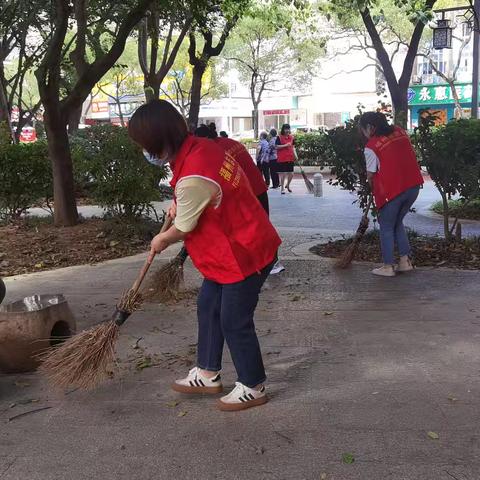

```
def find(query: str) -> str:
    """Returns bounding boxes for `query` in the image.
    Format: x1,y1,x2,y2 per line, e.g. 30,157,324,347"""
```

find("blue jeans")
196,261,274,388
378,186,420,265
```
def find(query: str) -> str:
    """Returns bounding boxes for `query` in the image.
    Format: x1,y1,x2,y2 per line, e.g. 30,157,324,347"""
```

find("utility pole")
472,0,480,118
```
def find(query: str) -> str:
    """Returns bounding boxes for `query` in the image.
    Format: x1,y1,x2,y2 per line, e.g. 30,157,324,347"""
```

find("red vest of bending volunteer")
170,135,281,284
366,127,424,210
214,137,267,196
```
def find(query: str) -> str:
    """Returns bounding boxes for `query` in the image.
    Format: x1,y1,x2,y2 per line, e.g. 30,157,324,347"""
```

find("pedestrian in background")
268,128,280,189
257,131,271,187
276,123,297,194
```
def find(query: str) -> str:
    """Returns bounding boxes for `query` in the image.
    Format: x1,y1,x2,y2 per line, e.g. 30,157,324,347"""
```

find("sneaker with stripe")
172,367,223,394
217,382,268,411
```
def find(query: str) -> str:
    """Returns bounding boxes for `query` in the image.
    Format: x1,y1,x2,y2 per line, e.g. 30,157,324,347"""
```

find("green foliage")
295,132,331,166
71,124,168,218
414,117,480,238
0,141,52,221
326,118,371,210
431,198,480,221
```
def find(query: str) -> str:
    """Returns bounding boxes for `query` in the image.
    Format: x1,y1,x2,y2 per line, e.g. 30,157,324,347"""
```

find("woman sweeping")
360,112,424,277
129,100,281,411
276,123,298,194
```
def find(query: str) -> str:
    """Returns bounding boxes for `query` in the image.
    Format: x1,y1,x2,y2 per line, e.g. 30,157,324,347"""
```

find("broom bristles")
39,321,119,390
300,170,314,193
144,254,186,303
335,214,370,269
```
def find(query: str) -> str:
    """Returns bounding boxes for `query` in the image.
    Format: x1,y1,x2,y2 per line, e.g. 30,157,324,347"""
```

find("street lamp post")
432,4,480,118
471,0,480,118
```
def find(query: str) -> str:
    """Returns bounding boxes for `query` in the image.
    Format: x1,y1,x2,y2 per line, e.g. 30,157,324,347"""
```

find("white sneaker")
172,367,223,394
270,262,285,275
371,265,396,277
217,382,268,411
397,257,414,272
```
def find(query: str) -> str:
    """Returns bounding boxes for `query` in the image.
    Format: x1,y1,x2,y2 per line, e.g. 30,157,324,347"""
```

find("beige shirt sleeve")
174,177,221,233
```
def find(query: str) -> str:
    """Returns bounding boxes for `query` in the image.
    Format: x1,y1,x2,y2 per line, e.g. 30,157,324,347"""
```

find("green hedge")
71,124,168,218
294,132,331,166
0,141,52,221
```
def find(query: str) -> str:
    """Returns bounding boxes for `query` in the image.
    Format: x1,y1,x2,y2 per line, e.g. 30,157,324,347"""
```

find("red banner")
263,109,290,116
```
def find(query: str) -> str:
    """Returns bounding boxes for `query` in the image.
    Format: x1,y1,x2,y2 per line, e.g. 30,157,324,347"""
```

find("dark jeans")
257,162,270,187
378,185,420,264
257,191,269,216
196,261,274,387
269,160,280,188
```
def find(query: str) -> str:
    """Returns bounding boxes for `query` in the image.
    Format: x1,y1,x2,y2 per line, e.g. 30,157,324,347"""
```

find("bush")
431,198,480,221
294,132,331,166
326,118,371,211
414,117,480,239
70,124,168,218
0,141,52,221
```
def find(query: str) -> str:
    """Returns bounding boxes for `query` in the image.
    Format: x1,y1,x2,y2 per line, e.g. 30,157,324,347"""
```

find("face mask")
143,150,169,166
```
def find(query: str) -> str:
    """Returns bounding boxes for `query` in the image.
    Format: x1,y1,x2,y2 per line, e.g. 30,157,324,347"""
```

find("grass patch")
431,199,480,221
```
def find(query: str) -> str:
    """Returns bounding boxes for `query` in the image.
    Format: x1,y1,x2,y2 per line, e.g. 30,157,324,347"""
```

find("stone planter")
0,294,76,373
0,278,5,305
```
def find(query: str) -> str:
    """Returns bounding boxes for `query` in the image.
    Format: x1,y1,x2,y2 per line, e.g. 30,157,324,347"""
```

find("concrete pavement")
1,179,480,480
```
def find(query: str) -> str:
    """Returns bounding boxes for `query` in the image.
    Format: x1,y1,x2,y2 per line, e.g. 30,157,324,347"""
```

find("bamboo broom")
39,216,173,390
299,166,314,194
143,246,189,303
335,198,373,269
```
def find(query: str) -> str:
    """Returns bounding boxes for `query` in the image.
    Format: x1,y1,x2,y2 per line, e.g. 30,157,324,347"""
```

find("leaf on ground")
324,311,334,316
427,431,439,440
342,452,355,464
447,395,458,402
109,240,120,247
135,357,152,370
166,401,180,408
14,381,30,388
291,295,301,302
34,263,44,269
177,411,187,417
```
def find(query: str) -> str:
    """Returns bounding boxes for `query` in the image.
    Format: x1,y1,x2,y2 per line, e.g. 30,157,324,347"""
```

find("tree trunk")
253,104,259,140
188,64,206,128
144,75,160,102
67,104,82,133
0,76,15,143
392,90,408,129
440,190,451,241
44,107,79,226
116,98,125,127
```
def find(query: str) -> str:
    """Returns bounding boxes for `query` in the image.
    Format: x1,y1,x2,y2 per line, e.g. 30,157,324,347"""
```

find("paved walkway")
1,179,480,480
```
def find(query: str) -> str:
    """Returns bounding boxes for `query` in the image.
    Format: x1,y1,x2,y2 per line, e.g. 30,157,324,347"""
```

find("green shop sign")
408,83,473,106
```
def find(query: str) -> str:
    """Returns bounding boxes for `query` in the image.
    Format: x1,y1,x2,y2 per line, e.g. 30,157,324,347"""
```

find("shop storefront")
408,83,474,128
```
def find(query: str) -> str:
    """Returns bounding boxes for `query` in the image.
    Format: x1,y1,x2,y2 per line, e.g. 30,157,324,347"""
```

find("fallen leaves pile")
0,217,160,277
311,231,480,270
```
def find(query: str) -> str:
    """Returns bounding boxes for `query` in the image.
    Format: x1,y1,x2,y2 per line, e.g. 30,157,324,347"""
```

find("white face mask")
143,150,169,166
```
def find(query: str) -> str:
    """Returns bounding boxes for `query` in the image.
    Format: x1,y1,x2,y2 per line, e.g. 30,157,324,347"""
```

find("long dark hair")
359,112,394,137
128,99,188,156
280,123,291,136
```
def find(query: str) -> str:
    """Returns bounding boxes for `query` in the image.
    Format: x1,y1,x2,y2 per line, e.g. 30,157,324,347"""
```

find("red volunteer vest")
214,137,267,196
366,127,424,210
170,135,281,284
277,134,295,163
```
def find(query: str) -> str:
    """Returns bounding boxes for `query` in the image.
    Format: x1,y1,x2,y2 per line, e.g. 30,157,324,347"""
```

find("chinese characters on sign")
408,83,475,105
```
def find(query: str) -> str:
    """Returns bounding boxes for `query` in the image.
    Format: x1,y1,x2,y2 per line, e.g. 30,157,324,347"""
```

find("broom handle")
363,197,373,217
130,215,174,295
